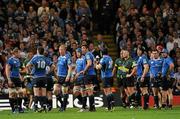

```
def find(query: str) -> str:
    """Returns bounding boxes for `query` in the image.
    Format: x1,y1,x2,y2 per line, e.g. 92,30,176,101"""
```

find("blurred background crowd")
0,0,180,96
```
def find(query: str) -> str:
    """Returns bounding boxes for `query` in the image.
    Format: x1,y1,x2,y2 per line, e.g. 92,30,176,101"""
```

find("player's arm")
127,67,137,78
5,64,11,81
19,74,24,81
74,67,80,80
83,59,92,74
96,63,102,70
112,60,118,77
66,64,72,81
5,64,13,86
169,62,174,72
53,65,59,82
112,66,117,77
176,79,180,90
142,64,149,79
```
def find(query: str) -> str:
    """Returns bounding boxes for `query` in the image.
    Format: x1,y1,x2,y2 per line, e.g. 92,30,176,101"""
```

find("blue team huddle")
5,43,175,113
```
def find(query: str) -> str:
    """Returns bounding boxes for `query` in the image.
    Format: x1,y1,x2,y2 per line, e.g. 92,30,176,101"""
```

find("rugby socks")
23,97,29,107
9,98,15,112
143,94,149,109
135,92,141,107
168,104,172,109
56,94,63,107
82,96,87,109
76,95,82,104
128,93,135,106
34,96,38,110
162,104,166,108
122,96,126,107
41,96,47,109
17,97,22,109
107,93,114,110
89,95,95,111
63,94,69,111
154,96,159,108
107,94,111,110
47,99,52,111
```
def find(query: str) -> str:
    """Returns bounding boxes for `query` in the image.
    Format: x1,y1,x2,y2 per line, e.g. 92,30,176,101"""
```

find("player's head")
137,46,145,56
102,48,108,55
0,40,3,51
152,49,159,59
161,49,168,58
178,66,180,73
76,48,82,58
81,44,88,55
12,47,20,58
27,50,34,59
59,44,66,56
37,46,44,55
120,49,124,58
123,49,130,59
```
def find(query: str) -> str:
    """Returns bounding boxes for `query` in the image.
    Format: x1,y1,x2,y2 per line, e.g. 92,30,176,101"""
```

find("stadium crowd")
0,0,180,113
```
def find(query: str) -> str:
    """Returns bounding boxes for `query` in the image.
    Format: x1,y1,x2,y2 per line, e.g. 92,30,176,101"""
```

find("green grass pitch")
0,107,180,119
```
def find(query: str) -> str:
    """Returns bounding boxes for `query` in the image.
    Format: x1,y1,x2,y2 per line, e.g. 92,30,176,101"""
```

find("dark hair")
102,48,108,55
81,44,88,48
37,46,44,55
12,47,19,53
137,46,146,53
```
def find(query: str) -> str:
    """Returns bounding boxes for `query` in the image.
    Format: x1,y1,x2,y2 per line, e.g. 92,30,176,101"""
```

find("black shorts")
32,77,47,88
138,77,150,88
151,77,162,88
58,76,70,87
47,77,54,91
117,78,125,88
162,77,175,91
117,78,123,88
74,77,85,86
84,75,96,85
102,77,113,88
10,77,22,87
125,77,135,87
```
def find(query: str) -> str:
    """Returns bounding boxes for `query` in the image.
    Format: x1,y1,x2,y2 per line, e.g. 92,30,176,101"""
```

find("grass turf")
0,107,180,119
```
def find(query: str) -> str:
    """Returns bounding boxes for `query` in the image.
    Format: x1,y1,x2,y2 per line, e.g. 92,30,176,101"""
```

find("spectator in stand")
174,67,180,95
37,0,49,17
166,34,175,53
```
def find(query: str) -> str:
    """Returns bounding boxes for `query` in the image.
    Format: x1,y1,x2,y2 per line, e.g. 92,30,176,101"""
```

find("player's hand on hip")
126,74,131,78
140,77,145,82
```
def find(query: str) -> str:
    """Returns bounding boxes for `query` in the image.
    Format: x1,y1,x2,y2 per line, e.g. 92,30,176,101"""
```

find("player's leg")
38,77,48,112
32,78,41,111
152,87,159,108
22,87,29,108
161,77,168,108
80,85,87,111
8,78,20,113
8,87,17,113
117,78,127,108
73,85,82,104
85,75,96,111
103,78,114,111
140,77,149,110
46,78,54,111
40,87,47,111
123,78,129,107
126,77,135,108
16,87,24,113
152,78,159,108
61,82,69,111
54,77,64,110
167,78,174,109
